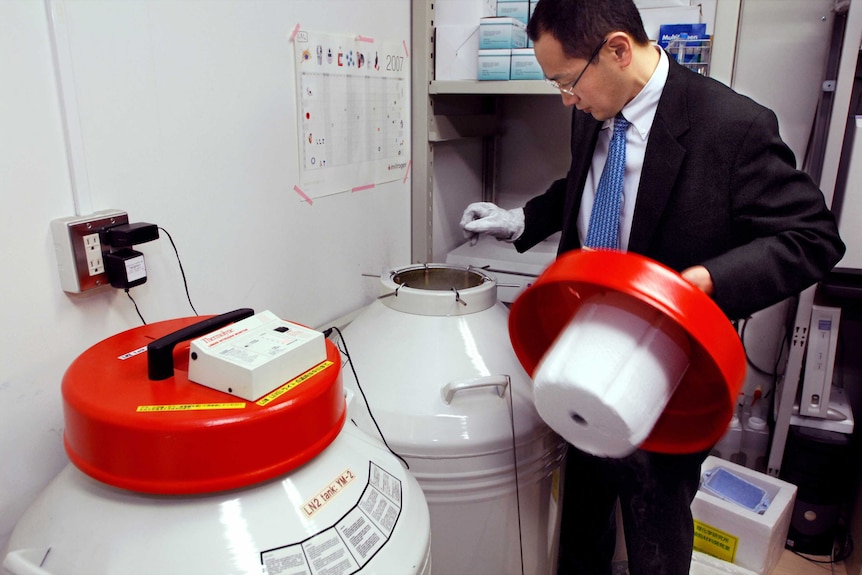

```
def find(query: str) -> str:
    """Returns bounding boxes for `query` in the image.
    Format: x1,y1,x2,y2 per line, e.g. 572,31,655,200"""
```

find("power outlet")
51,210,129,293
83,232,104,275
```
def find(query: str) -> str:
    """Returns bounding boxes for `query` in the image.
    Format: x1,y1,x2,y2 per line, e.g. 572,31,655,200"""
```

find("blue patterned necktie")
585,113,629,249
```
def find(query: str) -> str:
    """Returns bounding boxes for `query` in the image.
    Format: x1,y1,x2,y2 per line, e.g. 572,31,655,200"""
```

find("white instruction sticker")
260,462,402,575
125,254,146,282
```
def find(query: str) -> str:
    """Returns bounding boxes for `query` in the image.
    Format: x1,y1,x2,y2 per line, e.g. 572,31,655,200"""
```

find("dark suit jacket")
514,56,845,320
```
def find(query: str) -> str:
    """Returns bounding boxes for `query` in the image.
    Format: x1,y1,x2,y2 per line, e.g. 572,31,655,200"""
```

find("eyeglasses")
545,37,609,96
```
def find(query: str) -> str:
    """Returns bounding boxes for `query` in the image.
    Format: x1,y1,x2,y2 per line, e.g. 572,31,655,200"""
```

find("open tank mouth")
390,265,489,291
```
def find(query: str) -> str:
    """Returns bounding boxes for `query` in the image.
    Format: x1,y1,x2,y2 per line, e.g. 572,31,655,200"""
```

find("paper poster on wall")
294,30,409,199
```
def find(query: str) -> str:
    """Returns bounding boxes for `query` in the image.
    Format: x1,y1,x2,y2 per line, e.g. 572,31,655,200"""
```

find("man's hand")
681,265,714,296
459,202,525,245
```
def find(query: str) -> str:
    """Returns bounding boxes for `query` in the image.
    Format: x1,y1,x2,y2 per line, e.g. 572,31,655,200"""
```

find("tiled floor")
611,549,849,574
773,549,848,575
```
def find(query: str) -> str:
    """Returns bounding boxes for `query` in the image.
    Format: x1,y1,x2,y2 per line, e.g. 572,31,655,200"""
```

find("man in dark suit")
460,0,845,573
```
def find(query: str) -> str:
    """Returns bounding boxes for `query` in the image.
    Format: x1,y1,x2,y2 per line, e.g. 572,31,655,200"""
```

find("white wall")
732,0,835,165
0,0,410,553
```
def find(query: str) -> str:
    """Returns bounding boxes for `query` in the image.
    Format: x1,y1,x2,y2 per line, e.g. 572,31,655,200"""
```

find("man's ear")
606,32,633,67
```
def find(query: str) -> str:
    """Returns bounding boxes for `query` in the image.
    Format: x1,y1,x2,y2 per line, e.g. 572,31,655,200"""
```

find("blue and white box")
658,23,707,53
639,7,702,42
479,17,527,49
478,49,512,80
510,48,543,80
496,0,530,25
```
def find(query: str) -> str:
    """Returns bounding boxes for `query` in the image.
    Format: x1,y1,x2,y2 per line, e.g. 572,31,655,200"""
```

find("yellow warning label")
136,403,246,412
693,519,738,563
256,360,335,406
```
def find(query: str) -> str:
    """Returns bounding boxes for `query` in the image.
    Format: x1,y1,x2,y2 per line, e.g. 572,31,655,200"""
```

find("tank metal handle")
441,375,510,404
147,308,255,381
3,548,53,575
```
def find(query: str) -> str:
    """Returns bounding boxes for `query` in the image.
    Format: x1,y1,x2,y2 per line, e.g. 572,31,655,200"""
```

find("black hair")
527,0,650,59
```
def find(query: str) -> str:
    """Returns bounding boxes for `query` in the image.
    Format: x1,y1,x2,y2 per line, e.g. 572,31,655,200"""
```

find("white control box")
799,305,841,418
188,310,326,401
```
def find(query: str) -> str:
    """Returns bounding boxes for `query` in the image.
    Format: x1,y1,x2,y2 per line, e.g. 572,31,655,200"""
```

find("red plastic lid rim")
508,249,747,454
62,316,345,494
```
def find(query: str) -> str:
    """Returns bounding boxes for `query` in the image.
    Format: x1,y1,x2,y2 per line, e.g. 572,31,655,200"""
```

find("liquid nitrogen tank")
340,265,567,575
3,310,431,575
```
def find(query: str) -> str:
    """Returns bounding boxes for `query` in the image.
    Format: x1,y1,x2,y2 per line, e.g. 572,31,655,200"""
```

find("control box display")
188,310,326,401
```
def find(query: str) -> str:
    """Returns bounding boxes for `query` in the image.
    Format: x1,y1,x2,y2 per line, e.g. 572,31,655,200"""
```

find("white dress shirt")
578,46,669,250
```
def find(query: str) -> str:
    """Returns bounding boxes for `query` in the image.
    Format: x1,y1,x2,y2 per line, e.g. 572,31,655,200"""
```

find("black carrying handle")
147,308,255,380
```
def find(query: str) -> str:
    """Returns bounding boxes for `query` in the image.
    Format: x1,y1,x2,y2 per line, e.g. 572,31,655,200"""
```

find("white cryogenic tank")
340,265,567,575
3,311,431,575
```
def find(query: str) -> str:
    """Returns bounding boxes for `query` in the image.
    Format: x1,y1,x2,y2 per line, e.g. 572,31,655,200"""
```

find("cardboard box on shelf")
479,17,527,50
478,49,512,81
496,0,529,24
510,48,543,80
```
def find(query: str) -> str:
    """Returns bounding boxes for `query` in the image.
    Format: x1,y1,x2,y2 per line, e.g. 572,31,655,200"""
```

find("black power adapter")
106,223,159,247
102,222,158,289
105,248,147,289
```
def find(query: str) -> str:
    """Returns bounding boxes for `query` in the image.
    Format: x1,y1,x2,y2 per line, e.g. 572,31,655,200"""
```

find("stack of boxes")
478,0,543,81
478,16,525,80
435,1,711,81
435,0,543,82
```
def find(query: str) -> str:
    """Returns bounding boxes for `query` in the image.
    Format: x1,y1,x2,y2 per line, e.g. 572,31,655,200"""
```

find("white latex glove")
459,202,525,245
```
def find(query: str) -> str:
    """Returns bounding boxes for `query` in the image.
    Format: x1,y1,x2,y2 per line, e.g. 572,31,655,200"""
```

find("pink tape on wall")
293,185,313,205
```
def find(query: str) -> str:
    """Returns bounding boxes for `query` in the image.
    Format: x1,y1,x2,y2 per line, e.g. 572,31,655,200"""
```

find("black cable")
739,316,785,377
790,528,854,566
790,549,844,566
158,226,198,316
504,377,526,575
125,288,146,325
790,550,833,563
327,326,409,470
838,537,854,563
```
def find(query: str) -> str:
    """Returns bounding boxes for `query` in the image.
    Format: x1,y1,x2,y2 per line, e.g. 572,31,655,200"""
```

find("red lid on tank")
508,249,746,454
62,313,344,494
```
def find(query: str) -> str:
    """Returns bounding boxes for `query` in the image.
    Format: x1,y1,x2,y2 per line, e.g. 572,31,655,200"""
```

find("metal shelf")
411,0,561,262
430,80,559,95
412,1,746,262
